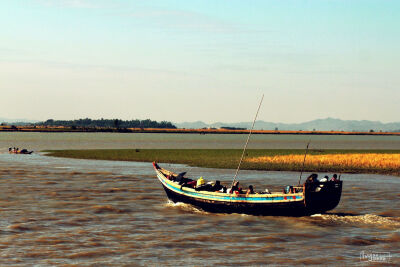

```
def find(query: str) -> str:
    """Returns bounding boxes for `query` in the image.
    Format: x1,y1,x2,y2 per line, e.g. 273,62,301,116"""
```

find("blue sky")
1,0,399,123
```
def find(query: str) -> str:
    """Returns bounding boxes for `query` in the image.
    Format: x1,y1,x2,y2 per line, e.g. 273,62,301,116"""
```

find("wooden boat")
153,162,343,216
9,149,33,154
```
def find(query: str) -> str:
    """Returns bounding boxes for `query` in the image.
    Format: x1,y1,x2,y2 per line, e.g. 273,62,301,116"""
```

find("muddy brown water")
0,152,399,266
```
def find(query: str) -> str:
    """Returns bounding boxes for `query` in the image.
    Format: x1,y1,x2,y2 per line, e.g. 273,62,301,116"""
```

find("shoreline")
1,126,400,136
44,149,400,177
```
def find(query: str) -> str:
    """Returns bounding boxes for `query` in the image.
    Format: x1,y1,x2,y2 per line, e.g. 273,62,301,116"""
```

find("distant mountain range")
175,118,400,132
2,117,400,132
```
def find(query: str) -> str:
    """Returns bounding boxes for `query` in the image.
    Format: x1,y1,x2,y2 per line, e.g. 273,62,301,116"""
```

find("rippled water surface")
0,153,399,266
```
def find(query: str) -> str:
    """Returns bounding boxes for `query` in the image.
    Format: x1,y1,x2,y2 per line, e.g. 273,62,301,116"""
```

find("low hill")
175,118,400,132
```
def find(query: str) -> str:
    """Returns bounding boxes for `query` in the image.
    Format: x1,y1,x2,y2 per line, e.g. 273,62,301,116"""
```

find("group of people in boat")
304,173,340,192
8,147,32,154
305,173,339,183
166,170,340,196
167,173,263,196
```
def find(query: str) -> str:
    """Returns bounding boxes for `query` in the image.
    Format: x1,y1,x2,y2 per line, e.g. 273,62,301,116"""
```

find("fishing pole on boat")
231,94,264,188
298,139,311,185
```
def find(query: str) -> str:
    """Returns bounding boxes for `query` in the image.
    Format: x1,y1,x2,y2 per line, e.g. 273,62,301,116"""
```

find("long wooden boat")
9,149,33,154
153,162,343,216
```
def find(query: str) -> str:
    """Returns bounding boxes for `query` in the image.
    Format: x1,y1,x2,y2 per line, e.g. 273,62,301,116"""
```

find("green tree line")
37,118,177,129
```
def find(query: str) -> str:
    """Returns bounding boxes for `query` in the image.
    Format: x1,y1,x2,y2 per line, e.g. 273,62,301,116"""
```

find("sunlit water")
0,152,399,266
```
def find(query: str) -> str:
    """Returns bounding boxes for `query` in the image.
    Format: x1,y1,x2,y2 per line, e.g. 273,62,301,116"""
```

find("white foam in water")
319,214,400,228
165,200,207,214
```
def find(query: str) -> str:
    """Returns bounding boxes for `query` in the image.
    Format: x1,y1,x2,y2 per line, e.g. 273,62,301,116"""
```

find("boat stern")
304,181,343,214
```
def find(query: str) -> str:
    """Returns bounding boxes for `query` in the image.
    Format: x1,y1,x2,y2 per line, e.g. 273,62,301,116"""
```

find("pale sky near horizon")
1,0,399,123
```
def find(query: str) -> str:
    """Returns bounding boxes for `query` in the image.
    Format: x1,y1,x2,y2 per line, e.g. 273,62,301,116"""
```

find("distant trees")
220,126,247,130
114,119,120,129
37,118,177,129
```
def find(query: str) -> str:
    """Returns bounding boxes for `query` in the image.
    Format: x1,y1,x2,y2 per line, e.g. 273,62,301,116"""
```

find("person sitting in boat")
209,180,223,192
196,182,213,191
196,177,205,187
175,172,189,184
195,177,212,191
185,180,197,188
319,175,329,182
306,173,318,183
331,174,338,181
219,186,227,193
284,185,293,194
246,185,254,197
8,148,12,153
228,181,242,194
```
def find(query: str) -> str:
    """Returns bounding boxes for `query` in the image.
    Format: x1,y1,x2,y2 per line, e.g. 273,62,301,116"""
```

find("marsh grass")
45,149,400,176
247,153,400,176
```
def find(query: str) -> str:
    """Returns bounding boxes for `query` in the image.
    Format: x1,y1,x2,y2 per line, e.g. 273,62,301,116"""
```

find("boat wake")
309,213,400,229
164,200,208,214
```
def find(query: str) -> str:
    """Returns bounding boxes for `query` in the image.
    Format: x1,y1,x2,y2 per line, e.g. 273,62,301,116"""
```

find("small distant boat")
153,162,343,216
9,149,33,154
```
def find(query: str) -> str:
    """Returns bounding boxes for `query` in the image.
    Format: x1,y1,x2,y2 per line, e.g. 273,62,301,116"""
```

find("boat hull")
161,183,307,216
9,151,33,154
304,181,343,214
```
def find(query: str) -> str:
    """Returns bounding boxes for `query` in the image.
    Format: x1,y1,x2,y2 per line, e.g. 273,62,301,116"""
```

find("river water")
2,132,400,150
0,133,399,266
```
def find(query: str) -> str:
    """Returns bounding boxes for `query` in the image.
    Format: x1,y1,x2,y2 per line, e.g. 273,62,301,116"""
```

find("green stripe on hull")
157,171,304,203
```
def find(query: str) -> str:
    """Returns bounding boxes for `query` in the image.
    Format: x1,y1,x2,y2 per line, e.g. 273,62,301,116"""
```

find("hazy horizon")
2,116,400,126
1,0,399,123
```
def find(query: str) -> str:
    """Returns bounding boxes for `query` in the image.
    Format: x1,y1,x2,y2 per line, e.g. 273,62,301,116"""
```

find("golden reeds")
246,153,400,170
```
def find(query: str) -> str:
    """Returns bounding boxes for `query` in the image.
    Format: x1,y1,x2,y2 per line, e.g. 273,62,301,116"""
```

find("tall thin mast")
298,140,311,185
231,94,264,188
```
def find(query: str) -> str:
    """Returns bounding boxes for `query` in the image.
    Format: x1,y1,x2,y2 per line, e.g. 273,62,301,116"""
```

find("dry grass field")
246,153,400,174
